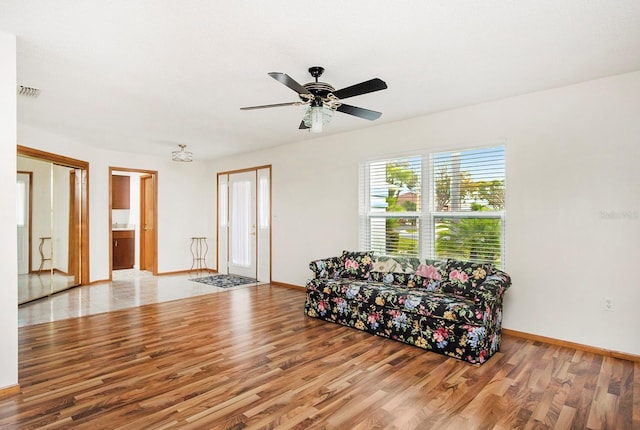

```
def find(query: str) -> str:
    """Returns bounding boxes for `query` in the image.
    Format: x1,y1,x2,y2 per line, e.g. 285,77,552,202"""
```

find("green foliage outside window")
433,165,504,265
384,161,419,256
381,156,504,265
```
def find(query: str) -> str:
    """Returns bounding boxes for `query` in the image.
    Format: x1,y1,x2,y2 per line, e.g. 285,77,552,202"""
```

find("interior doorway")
217,166,271,282
109,168,158,278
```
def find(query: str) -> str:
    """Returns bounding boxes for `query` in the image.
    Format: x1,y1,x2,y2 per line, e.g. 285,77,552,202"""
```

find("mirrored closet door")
17,147,89,304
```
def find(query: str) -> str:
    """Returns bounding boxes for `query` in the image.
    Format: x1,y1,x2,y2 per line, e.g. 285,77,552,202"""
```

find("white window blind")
430,147,505,266
360,145,505,267
360,157,422,257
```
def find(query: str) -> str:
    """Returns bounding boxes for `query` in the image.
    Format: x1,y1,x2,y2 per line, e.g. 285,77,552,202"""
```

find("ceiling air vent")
17,85,40,97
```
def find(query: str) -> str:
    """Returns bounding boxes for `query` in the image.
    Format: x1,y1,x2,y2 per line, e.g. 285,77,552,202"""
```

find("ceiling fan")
241,66,387,133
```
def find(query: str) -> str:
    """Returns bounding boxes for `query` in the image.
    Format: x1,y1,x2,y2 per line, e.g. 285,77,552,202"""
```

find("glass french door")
227,171,257,278
218,167,271,282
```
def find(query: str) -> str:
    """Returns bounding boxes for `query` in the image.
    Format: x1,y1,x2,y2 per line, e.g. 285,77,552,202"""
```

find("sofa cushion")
309,256,343,279
414,261,445,285
439,259,492,299
371,256,414,273
369,271,422,287
370,257,445,287
340,250,374,280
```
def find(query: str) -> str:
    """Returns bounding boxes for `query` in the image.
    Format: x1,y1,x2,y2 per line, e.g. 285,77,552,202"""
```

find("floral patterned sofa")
304,251,511,364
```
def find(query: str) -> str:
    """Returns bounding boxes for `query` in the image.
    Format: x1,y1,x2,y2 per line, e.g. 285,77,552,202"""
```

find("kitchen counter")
112,223,135,231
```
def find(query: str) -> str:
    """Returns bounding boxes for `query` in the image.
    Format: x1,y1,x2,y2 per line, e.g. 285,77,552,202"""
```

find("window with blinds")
430,147,505,266
360,145,505,267
360,157,422,257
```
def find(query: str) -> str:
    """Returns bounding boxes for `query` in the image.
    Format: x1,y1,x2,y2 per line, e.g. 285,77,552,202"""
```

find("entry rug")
190,274,257,288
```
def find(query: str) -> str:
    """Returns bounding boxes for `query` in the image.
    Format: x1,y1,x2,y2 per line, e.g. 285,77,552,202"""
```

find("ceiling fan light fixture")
171,144,193,162
303,105,333,133
310,106,323,133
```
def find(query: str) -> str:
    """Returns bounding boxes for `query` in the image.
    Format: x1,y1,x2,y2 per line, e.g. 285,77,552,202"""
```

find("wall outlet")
604,297,614,312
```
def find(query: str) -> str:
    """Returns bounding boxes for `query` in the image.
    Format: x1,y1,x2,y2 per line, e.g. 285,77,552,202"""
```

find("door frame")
217,165,272,282
68,170,80,283
108,167,158,277
17,145,90,285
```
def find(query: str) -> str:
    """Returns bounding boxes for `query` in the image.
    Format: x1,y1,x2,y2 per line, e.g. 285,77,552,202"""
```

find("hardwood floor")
2,285,638,429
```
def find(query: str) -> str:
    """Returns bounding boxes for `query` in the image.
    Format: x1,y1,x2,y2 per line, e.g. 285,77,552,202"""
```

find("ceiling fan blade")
268,72,312,95
332,78,387,100
240,101,303,110
299,120,309,130
336,104,382,121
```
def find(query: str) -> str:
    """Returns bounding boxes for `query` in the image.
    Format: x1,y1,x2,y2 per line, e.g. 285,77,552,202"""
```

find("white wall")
0,30,18,390
209,71,640,356
17,125,215,281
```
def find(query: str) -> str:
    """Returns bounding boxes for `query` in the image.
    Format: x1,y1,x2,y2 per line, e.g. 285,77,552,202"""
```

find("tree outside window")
432,148,505,266
363,146,505,267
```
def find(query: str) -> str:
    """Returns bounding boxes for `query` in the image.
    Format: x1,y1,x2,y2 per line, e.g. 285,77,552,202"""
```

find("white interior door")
17,173,30,275
228,171,257,278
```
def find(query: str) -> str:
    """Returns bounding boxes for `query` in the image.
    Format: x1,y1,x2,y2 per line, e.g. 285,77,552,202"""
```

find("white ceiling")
2,0,640,160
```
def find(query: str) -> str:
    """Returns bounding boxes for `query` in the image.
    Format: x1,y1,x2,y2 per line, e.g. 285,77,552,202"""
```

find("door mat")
190,274,257,288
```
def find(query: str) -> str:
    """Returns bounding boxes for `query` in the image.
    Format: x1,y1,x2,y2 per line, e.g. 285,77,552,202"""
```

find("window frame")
360,144,506,268
359,158,423,258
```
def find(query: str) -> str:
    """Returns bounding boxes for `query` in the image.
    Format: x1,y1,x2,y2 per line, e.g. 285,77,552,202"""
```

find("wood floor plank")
1,285,637,429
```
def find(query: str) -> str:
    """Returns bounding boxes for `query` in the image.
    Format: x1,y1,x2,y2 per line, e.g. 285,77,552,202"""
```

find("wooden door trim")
139,174,157,274
68,171,77,282
217,164,272,176
17,146,90,285
140,176,147,272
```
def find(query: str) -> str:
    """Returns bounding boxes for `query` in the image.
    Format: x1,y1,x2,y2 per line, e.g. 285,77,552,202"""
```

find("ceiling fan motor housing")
301,81,335,101
302,66,337,106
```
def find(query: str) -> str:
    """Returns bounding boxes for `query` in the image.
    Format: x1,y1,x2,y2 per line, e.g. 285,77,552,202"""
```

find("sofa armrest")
309,256,343,279
474,269,511,303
